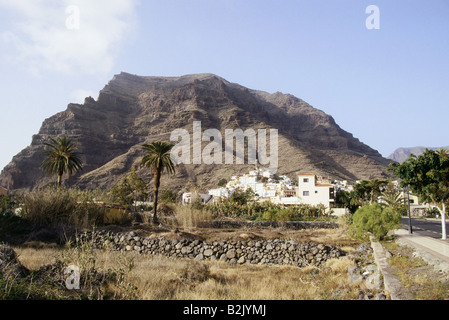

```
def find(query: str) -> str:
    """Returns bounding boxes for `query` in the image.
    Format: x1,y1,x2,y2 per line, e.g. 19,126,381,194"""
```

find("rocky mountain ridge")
0,72,392,193
387,146,449,163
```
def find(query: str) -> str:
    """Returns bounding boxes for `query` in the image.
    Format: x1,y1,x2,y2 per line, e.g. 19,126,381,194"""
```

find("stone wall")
77,230,345,268
198,220,339,230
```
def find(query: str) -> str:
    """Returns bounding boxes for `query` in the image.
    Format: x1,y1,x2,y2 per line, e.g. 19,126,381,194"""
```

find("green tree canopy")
217,178,227,187
110,167,148,211
229,187,258,205
40,136,83,186
380,181,406,214
351,203,401,241
390,148,449,239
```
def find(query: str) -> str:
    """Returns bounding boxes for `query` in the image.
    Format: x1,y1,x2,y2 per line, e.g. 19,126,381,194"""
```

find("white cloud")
0,0,138,75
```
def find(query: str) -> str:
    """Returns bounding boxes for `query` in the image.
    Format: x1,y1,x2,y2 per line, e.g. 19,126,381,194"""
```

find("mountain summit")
388,146,449,163
0,72,391,192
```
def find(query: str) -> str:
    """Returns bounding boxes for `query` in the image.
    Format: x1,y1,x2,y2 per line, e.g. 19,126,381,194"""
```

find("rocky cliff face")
0,72,391,192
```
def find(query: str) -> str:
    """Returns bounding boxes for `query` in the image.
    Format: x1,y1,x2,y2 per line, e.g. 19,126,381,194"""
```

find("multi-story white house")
296,173,334,208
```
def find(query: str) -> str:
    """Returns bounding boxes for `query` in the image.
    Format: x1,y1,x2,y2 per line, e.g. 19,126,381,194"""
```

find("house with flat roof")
296,173,334,208
182,192,214,205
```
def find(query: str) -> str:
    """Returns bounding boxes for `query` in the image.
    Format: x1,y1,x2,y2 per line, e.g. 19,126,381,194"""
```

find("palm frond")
40,136,83,184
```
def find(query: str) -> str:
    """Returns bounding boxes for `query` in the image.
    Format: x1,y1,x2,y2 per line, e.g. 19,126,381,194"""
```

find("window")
315,191,318,194
303,178,309,183
303,191,310,196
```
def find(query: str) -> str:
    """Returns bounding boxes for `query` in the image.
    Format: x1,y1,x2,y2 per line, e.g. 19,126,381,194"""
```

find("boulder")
0,245,29,279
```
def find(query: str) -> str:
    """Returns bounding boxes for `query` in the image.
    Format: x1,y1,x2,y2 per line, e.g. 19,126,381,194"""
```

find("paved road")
400,217,449,241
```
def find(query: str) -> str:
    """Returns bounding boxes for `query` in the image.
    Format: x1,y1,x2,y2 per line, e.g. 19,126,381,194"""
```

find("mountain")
387,146,449,163
0,72,392,193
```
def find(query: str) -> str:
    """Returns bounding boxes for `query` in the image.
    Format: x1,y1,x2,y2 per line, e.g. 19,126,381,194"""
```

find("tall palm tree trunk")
153,168,162,224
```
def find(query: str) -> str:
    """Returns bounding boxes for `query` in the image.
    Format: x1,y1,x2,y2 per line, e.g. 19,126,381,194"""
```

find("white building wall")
297,174,333,208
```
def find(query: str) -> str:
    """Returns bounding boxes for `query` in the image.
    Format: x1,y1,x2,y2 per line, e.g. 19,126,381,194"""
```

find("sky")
0,0,448,171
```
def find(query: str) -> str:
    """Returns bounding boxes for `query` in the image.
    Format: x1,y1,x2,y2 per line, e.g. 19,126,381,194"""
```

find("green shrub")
206,200,330,221
159,189,176,204
217,178,227,187
350,203,401,241
259,208,295,221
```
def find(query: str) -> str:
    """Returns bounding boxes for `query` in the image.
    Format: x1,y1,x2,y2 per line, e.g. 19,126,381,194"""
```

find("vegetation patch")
383,241,449,300
350,203,401,241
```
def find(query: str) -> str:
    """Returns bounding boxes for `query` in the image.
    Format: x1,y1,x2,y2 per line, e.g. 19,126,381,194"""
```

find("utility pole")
441,202,447,240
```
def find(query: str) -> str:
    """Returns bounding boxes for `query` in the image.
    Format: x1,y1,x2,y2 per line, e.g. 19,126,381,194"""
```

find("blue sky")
0,0,448,171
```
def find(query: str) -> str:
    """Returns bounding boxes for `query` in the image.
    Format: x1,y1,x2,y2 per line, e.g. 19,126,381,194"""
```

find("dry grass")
10,219,368,300
172,204,215,231
14,242,63,270
13,243,364,300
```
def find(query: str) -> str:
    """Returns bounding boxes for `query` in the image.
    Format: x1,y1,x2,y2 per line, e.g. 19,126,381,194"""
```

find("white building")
208,187,234,200
198,169,335,213
296,173,334,209
182,192,214,205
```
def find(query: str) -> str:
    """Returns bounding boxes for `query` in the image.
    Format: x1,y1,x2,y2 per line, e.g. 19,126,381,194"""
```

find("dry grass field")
10,222,378,300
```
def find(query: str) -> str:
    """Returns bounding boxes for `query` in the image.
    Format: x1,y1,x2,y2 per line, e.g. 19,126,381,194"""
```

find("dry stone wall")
199,220,339,230
77,230,345,268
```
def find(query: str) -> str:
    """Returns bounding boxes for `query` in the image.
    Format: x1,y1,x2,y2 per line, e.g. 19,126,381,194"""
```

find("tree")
229,187,257,205
350,179,387,208
217,178,227,187
334,189,358,213
141,142,175,224
127,167,148,211
159,189,177,204
390,149,449,239
367,179,387,204
351,203,401,241
350,180,371,207
110,177,133,210
40,136,83,186
110,167,148,211
380,181,406,214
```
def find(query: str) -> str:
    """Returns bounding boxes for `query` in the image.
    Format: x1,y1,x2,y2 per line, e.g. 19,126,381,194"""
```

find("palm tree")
141,141,175,224
367,179,387,204
40,136,83,186
380,182,405,212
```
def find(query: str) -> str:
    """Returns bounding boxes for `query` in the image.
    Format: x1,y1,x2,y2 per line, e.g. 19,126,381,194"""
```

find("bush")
0,195,30,242
259,208,295,221
21,187,105,229
350,203,401,241
103,208,132,225
217,178,227,187
159,189,176,204
205,200,330,221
